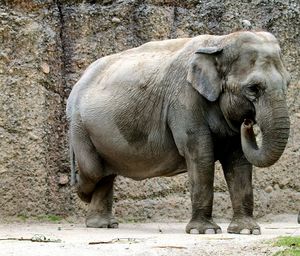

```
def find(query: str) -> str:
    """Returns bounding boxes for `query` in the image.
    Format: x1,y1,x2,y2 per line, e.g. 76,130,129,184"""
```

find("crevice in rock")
55,0,68,96
41,0,74,216
170,6,178,39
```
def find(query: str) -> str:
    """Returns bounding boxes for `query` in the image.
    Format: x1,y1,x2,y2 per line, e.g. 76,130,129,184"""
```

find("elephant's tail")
70,145,76,186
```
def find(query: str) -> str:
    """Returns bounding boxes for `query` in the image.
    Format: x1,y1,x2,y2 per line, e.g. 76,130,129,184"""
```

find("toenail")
240,229,251,235
205,229,215,234
252,229,261,235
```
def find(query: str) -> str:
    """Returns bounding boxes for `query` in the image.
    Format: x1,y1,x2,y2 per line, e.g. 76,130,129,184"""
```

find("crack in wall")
56,0,68,95
41,0,75,215
170,6,178,39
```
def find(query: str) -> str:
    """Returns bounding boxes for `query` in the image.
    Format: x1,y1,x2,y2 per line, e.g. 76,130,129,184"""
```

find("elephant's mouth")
225,113,256,134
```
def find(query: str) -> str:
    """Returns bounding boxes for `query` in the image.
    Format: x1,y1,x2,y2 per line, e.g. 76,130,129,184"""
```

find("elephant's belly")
88,127,186,180
109,150,187,180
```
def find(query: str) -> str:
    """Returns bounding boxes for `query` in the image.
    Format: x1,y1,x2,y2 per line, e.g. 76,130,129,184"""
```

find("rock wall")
0,0,299,221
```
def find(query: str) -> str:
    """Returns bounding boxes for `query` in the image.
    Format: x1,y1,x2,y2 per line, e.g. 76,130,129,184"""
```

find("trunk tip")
243,118,254,129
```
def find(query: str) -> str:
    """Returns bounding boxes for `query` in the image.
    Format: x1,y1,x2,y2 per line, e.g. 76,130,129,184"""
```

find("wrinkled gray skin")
67,31,290,235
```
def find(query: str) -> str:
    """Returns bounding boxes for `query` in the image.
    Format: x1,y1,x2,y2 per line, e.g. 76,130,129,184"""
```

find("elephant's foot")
227,216,260,235
86,214,119,228
186,218,222,234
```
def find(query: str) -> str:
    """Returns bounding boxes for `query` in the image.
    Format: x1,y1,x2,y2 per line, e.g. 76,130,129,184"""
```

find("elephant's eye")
245,83,263,101
248,84,261,95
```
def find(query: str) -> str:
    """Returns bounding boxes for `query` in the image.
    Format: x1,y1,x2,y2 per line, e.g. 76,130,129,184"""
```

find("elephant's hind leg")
71,117,118,228
71,118,104,203
86,175,118,228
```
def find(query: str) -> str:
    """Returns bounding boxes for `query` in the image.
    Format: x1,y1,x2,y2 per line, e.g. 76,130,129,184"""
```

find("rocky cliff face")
0,0,299,221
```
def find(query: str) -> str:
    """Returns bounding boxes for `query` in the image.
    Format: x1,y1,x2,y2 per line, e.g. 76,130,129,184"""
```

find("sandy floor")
0,215,299,256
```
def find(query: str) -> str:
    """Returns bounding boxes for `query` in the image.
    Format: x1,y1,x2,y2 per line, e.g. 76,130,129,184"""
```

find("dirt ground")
0,214,299,256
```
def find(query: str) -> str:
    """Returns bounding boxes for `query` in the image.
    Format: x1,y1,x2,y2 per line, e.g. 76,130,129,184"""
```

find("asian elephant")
66,31,290,235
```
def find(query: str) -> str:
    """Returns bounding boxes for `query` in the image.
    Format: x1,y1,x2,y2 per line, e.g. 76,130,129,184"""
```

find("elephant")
66,31,290,235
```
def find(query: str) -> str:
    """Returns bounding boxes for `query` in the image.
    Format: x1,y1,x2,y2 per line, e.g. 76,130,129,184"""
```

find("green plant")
273,249,300,256
46,215,63,222
273,236,300,256
36,214,63,222
17,214,28,221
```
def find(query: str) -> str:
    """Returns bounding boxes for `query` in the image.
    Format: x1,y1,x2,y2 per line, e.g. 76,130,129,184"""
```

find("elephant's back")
78,39,193,122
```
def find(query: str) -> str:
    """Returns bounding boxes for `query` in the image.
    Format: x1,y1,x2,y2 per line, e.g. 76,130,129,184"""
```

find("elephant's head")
187,31,290,167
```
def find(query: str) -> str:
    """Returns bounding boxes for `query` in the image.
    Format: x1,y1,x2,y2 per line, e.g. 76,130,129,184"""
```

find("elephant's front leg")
220,152,260,235
185,134,221,234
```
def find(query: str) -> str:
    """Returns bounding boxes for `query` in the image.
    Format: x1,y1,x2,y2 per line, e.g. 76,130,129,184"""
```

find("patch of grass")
47,215,63,222
274,237,300,248
17,214,28,221
273,249,300,256
273,236,300,256
36,215,63,222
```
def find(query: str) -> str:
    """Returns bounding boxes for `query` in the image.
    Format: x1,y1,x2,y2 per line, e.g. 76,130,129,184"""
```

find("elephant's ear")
187,47,223,101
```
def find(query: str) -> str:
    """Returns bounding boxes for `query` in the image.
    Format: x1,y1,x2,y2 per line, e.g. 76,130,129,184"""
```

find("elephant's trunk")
241,92,290,168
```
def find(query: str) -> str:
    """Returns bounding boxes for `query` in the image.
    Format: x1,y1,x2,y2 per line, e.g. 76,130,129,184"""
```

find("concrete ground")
0,215,299,256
